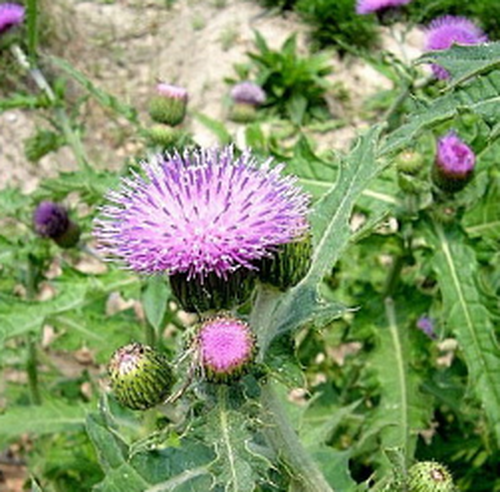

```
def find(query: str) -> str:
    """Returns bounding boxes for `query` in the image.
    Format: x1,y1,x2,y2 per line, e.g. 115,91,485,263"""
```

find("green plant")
243,31,333,125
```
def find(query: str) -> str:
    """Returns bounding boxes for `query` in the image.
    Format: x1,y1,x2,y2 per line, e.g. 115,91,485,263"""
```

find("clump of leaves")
243,31,333,125
295,0,379,54
256,0,298,10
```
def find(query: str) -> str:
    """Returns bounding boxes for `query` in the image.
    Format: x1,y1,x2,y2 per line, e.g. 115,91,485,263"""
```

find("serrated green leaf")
417,42,500,89
381,70,500,156
369,298,430,464
88,411,214,492
205,387,270,492
0,400,87,446
429,224,500,445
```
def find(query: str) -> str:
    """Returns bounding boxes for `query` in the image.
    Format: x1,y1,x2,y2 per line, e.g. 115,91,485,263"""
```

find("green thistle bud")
396,150,425,176
148,83,188,127
258,234,312,291
407,461,455,492
169,269,256,314
196,315,256,382
146,125,186,150
108,343,175,410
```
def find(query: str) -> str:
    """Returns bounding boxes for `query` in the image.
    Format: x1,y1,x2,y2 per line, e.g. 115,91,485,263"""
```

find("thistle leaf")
429,224,500,445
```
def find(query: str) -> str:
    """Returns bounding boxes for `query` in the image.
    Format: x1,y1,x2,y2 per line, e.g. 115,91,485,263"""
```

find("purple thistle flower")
230,81,266,106
425,16,488,79
433,131,475,192
355,0,411,15
94,146,310,280
0,3,24,34
198,316,255,380
33,201,70,239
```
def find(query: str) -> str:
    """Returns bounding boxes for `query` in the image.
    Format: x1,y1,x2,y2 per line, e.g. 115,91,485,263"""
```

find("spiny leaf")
417,42,500,88
142,276,170,332
369,298,430,464
429,223,500,445
204,387,271,492
381,70,500,156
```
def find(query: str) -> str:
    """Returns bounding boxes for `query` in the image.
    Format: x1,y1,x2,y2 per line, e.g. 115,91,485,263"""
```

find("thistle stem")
260,382,335,492
249,285,281,362
26,335,42,405
10,43,90,171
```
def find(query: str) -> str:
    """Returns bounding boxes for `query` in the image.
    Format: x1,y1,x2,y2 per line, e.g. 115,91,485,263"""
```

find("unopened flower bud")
432,132,475,193
108,343,175,410
407,461,455,492
229,81,266,123
148,83,188,126
146,125,186,150
258,233,312,291
197,316,256,382
396,150,424,176
33,201,80,248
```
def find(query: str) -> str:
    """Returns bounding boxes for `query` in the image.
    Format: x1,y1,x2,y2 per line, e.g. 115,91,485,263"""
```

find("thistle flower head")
0,3,24,34
230,81,266,106
355,0,411,15
33,201,70,239
149,83,188,126
94,146,309,281
197,316,255,380
425,16,488,79
432,132,476,193
407,461,455,492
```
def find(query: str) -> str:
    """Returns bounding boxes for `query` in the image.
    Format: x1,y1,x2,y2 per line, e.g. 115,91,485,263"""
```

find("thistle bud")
108,343,175,410
33,201,81,248
396,150,424,176
407,461,455,492
197,316,256,382
169,269,256,314
229,81,266,123
145,125,186,150
432,132,475,193
148,83,188,126
258,233,312,291
0,3,24,36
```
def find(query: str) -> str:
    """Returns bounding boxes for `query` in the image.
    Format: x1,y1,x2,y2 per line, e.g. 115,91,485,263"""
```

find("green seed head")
407,461,455,492
108,343,175,410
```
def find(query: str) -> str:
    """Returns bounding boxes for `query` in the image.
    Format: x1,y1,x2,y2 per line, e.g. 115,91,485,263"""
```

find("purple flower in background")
33,201,81,247
356,0,411,15
0,3,24,34
198,316,255,380
425,16,488,79
33,201,70,239
416,316,437,339
230,81,266,106
433,131,476,192
94,146,309,280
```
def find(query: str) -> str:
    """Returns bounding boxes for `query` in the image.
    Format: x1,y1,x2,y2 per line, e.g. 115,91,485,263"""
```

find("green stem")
260,382,335,492
249,285,282,363
26,335,42,405
144,321,156,348
10,44,90,171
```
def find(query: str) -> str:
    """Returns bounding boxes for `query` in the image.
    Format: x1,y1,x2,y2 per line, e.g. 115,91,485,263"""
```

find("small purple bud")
416,316,437,340
230,81,266,106
433,132,476,192
33,201,80,248
197,316,256,381
149,83,188,126
0,3,24,35
425,16,488,79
